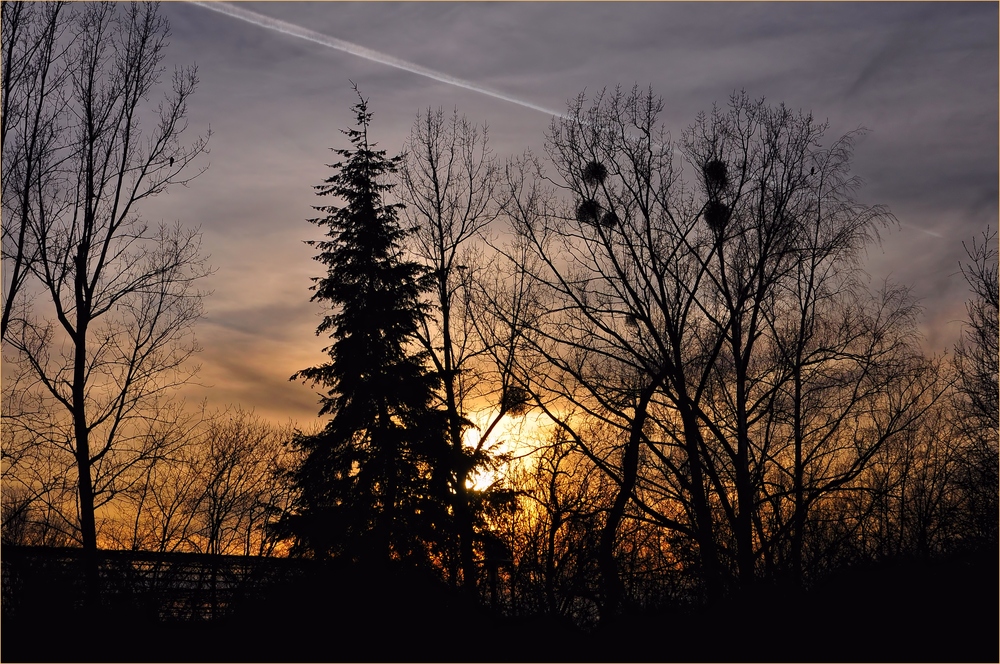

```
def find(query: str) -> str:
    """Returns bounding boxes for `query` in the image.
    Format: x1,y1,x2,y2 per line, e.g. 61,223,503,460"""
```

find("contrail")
189,1,566,118
899,222,943,238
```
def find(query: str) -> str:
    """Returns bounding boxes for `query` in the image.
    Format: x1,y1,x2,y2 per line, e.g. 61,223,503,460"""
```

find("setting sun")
462,408,552,491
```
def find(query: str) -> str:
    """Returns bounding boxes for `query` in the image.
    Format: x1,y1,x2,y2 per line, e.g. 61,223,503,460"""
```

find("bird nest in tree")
502,386,531,416
704,200,730,232
703,158,728,191
600,211,618,228
582,160,608,186
576,198,601,225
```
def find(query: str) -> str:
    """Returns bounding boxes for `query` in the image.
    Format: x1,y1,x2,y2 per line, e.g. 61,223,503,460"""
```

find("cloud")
188,1,566,118
844,4,997,99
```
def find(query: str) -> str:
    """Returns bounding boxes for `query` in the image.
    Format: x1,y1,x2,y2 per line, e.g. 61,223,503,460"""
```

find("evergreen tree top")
293,84,433,421
311,85,403,221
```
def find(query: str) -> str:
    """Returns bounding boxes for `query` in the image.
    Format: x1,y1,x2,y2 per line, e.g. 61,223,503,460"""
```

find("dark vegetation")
2,3,997,662
2,547,995,662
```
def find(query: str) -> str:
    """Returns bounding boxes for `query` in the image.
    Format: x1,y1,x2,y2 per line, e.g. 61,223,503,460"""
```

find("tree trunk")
599,383,659,619
597,428,639,618
791,368,805,586
440,290,479,598
73,345,99,603
452,478,478,597
679,404,724,604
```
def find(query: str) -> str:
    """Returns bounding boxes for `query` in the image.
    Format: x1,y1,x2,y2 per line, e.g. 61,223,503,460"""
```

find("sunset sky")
143,2,998,426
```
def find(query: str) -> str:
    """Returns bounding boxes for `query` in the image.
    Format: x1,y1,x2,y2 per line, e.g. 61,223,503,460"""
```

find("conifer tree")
286,87,448,565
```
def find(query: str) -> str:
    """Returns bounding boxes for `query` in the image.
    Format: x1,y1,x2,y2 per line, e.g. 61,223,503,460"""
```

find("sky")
141,1,999,426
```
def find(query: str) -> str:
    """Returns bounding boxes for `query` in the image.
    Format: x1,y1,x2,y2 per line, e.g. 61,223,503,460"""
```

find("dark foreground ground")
3,549,996,663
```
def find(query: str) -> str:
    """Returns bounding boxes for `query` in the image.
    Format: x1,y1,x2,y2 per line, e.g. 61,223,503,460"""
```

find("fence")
1,545,312,622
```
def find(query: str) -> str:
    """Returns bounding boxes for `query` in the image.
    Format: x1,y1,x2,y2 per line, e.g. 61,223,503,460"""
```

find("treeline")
2,1,997,632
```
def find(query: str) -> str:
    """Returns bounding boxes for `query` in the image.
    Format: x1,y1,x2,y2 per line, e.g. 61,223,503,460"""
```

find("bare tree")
1,356,88,547
99,406,300,556
106,401,204,553
504,86,728,609
953,228,998,439
762,291,944,580
0,480,77,547
503,87,937,613
399,108,521,594
1,1,73,340
189,407,298,557
1,486,35,546
815,357,952,566
1,2,209,592
117,445,202,553
504,426,613,625
951,228,998,543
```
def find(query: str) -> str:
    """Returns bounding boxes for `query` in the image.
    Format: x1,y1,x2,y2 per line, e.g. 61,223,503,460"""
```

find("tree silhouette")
399,108,536,596
502,88,941,613
952,228,999,545
1,0,72,341
286,87,448,566
1,2,209,602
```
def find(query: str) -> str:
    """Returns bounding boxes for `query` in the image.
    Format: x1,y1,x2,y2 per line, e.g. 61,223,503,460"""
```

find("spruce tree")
286,87,448,565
